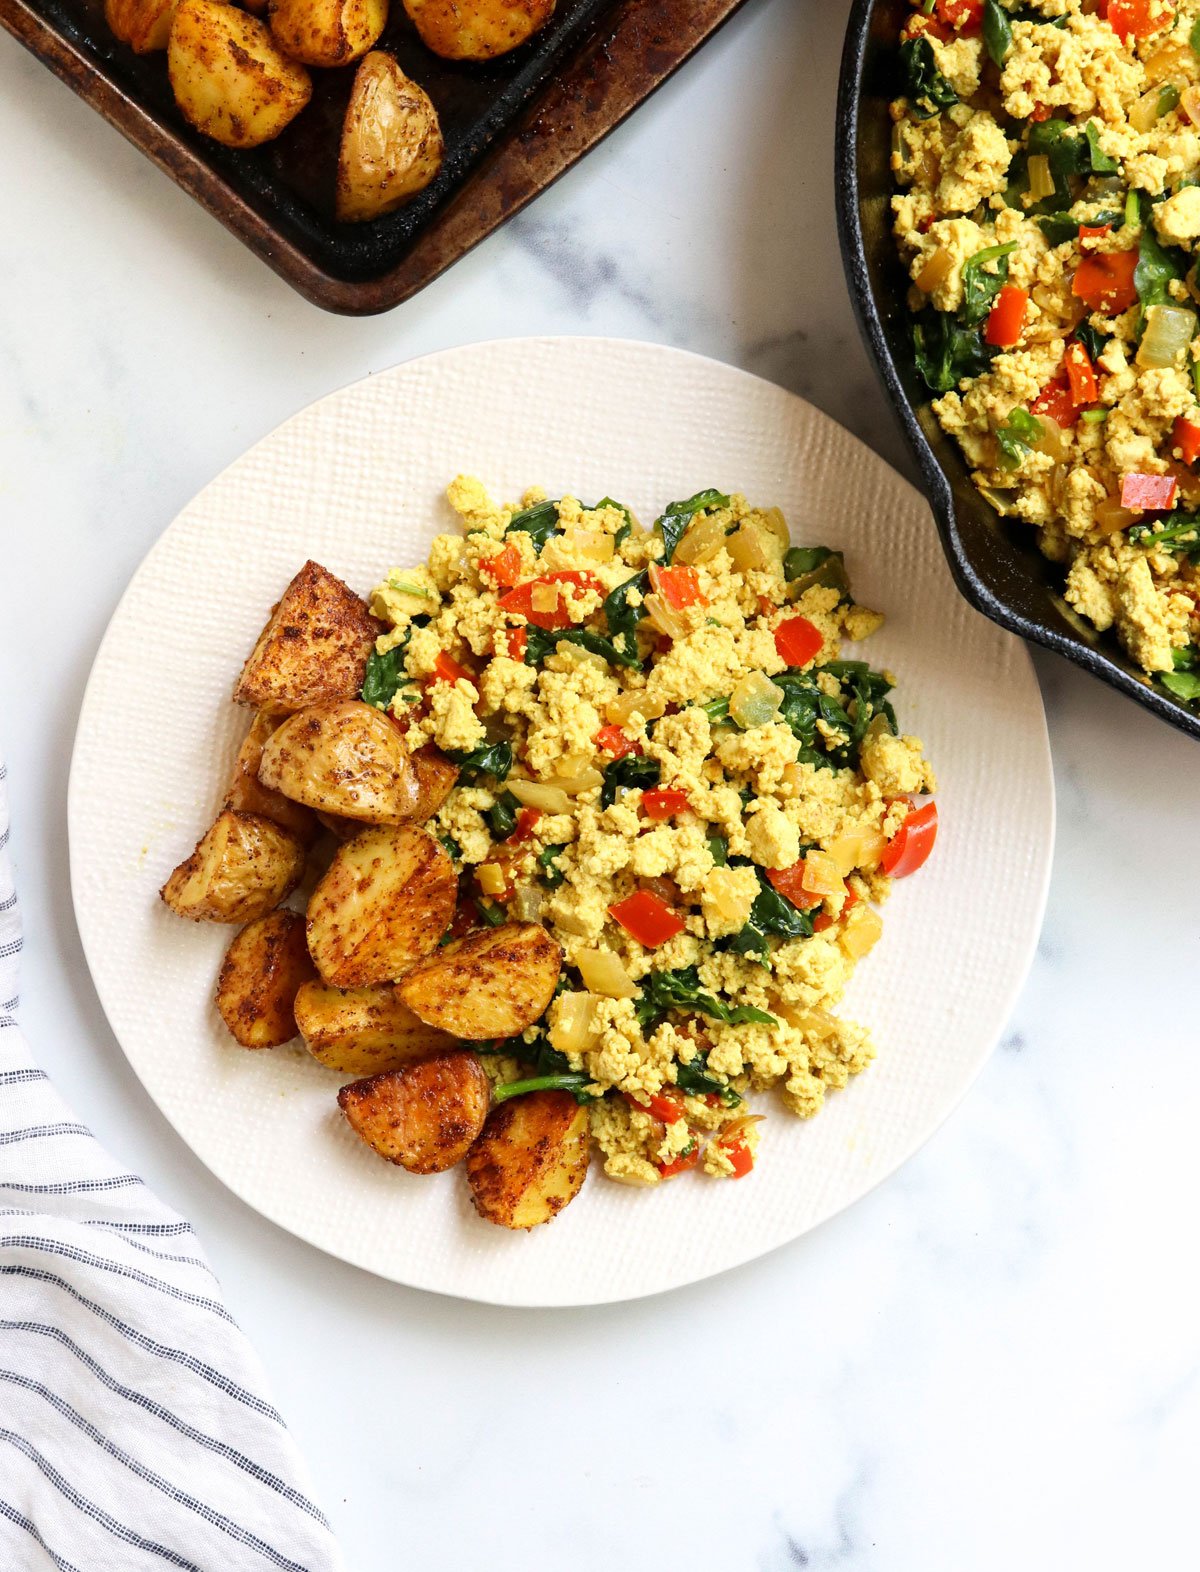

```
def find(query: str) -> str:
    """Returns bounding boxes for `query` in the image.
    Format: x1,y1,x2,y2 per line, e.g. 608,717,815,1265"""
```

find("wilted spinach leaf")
505,499,560,552
445,740,513,783
654,490,731,563
600,753,661,809
361,644,408,709
899,37,958,120
912,309,992,394
961,243,1017,328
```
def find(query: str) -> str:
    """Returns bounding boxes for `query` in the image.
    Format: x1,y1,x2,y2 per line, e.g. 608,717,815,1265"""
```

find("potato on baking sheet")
306,824,456,987
161,810,306,924
216,909,316,1048
168,0,312,149
223,712,317,844
338,1052,490,1174
105,0,178,52
336,52,444,223
396,922,561,1039
466,1090,589,1229
294,979,453,1075
269,0,386,67
258,700,422,825
233,561,381,715
402,0,555,60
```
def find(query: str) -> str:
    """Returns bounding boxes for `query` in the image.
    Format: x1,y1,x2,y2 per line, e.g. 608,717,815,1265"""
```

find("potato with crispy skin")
258,700,421,825
223,712,317,844
336,52,444,223
466,1090,589,1229
216,910,316,1048
396,922,561,1039
306,824,456,986
402,0,554,60
168,0,312,149
234,561,381,715
410,745,460,821
105,0,178,52
294,980,453,1074
338,1052,490,1174
161,810,306,923
269,0,386,67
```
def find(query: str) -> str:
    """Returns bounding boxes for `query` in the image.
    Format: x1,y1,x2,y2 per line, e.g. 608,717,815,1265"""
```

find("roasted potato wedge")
269,0,386,67
258,701,422,825
106,0,178,52
410,745,459,821
336,52,445,223
466,1090,589,1229
223,712,317,844
161,810,306,923
233,561,381,715
306,824,456,986
401,0,554,59
294,979,454,1074
396,922,561,1039
216,909,316,1048
339,1052,490,1174
168,0,312,149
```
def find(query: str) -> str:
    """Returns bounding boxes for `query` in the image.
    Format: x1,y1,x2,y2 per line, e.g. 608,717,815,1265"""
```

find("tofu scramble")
892,0,1200,704
362,477,939,1187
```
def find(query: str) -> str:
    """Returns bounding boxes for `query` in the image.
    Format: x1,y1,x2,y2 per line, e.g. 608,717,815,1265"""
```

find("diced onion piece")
564,527,614,561
916,245,954,294
508,779,572,815
826,824,887,877
1130,85,1165,132
1027,154,1055,202
546,768,604,796
729,670,784,728
705,867,756,926
1033,413,1069,462
800,849,845,898
839,904,884,960
549,992,601,1055
673,512,727,565
577,948,638,999
558,642,609,672
773,1001,840,1040
1182,84,1200,127
758,507,791,551
512,885,543,923
1137,303,1197,368
643,592,688,641
606,688,666,725
1144,40,1193,85
531,583,560,615
727,520,784,573
477,863,507,896
1094,495,1138,534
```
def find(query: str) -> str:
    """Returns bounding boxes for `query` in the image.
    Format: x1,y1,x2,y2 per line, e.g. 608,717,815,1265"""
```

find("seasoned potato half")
410,745,459,822
336,52,445,223
161,810,306,924
396,922,561,1039
269,0,386,67
234,561,381,715
306,824,456,987
338,1052,490,1174
466,1090,589,1229
258,700,422,824
168,0,312,149
294,979,454,1075
106,0,178,52
402,0,554,59
223,712,317,844
216,909,316,1048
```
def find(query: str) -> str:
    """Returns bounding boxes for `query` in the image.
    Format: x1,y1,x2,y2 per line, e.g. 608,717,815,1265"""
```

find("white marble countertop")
1,0,1198,1566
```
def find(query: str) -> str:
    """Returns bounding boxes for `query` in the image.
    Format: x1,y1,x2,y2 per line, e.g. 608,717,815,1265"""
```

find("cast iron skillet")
835,0,1200,742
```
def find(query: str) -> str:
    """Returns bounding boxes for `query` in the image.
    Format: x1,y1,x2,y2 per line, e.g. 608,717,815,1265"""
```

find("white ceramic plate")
69,338,1053,1307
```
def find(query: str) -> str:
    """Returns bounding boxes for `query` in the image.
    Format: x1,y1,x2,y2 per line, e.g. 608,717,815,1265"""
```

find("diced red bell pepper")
479,543,523,589
812,913,835,933
935,0,983,31
1064,341,1100,407
511,807,541,842
608,890,685,948
717,1133,754,1179
1031,375,1079,429
657,1142,701,1179
880,800,939,879
902,13,950,41
1029,102,1051,123
1078,224,1112,242
985,285,1028,349
504,626,527,661
766,859,822,912
594,724,642,759
1120,473,1178,511
626,1090,685,1124
773,616,824,668
1106,0,1172,42
650,564,705,610
1171,416,1200,466
641,787,691,820
432,651,473,685
1072,250,1138,314
498,571,605,631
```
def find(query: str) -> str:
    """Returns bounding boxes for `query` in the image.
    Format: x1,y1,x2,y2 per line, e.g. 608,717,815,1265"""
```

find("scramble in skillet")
160,478,938,1230
892,0,1200,704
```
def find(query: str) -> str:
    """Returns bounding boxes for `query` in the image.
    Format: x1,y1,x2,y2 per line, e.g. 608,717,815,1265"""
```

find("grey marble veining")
1,0,1197,1567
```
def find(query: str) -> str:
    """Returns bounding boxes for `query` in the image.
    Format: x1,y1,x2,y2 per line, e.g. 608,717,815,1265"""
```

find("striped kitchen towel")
0,760,345,1572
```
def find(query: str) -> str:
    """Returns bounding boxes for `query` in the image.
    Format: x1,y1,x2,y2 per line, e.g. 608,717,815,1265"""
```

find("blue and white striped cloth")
0,761,344,1572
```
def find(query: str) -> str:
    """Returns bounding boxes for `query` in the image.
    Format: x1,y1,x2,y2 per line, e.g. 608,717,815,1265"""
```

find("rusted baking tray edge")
0,0,752,314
